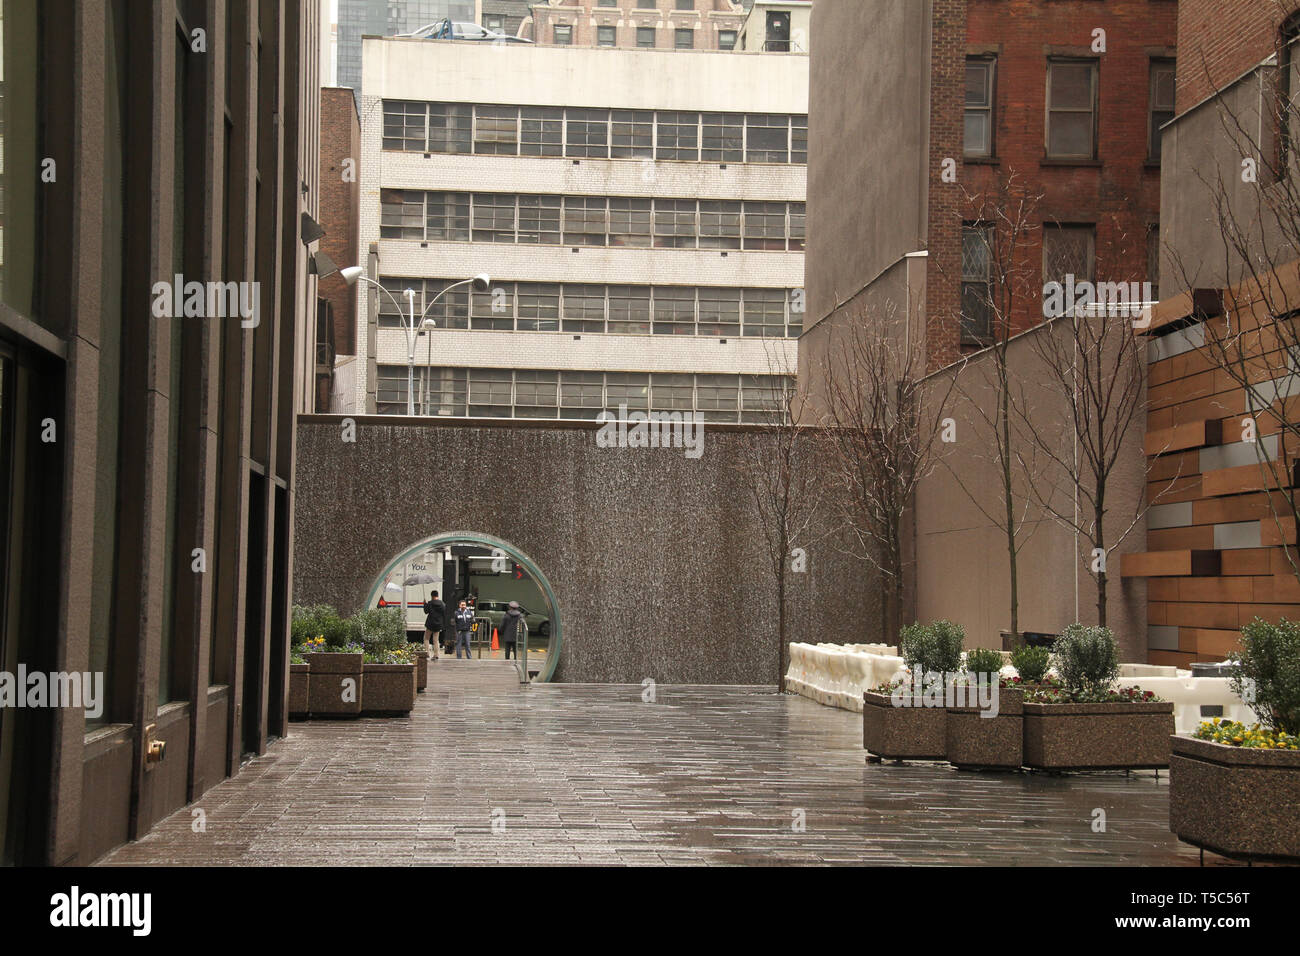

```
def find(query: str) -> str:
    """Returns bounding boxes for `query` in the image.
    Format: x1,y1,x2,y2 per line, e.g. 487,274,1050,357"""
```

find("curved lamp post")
341,267,490,416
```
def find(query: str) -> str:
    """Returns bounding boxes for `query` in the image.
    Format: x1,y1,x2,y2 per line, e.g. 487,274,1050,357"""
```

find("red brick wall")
1176,0,1300,111
319,87,360,356
927,0,1176,368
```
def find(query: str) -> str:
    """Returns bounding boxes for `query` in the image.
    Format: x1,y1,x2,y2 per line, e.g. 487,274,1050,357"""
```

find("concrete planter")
288,663,310,718
415,652,428,692
946,688,1023,770
1170,735,1300,862
305,652,363,717
361,663,416,716
862,692,947,761
1023,701,1174,770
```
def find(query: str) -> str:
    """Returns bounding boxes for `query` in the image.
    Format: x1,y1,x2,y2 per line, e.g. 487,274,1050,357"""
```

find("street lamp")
342,268,490,415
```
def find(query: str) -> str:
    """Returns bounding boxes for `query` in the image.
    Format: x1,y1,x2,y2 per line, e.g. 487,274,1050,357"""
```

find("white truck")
377,550,446,637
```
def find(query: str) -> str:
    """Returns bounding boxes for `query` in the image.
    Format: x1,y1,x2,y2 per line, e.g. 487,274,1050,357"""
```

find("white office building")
354,36,806,422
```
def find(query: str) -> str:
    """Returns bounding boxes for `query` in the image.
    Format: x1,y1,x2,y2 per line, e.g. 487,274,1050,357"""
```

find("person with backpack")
454,600,475,659
423,590,446,660
499,601,524,660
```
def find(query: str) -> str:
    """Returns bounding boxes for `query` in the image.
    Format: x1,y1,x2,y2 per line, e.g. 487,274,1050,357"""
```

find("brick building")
802,0,1177,376
527,0,752,51
318,87,362,409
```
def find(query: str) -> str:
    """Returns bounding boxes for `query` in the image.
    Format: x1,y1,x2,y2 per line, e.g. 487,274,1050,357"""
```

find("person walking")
454,600,474,660
499,600,523,660
422,590,446,661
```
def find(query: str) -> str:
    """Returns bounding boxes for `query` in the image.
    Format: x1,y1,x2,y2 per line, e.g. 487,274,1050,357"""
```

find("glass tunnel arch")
363,531,563,683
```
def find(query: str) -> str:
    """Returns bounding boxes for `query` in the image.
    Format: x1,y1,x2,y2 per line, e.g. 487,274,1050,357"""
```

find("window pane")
560,370,606,419
515,370,559,419
1048,113,1093,157
563,196,608,246
383,100,426,151
380,189,424,239
611,109,654,158
607,371,650,408
426,191,470,241
427,279,469,329
788,203,805,251
1042,224,1095,285
656,111,700,160
474,105,519,155
791,114,808,163
608,286,652,334
472,282,514,330
743,289,786,337
743,201,787,250
517,194,561,244
697,373,739,422
653,287,696,335
566,108,609,157
699,200,742,249
702,112,743,162
745,114,789,162
517,282,561,331
429,103,473,153
562,284,606,332
654,199,696,248
741,374,786,423
469,368,514,417
521,107,563,156
427,367,467,416
609,197,653,247
1049,62,1094,109
651,373,695,411
698,288,741,336
471,193,517,242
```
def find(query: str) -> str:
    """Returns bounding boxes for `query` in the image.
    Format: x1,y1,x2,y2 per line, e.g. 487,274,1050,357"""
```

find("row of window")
960,221,1159,345
379,190,806,251
382,101,808,164
374,278,803,338
964,56,1175,162
377,367,792,423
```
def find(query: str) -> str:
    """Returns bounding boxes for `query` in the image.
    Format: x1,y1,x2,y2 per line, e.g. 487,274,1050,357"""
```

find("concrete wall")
915,317,1150,660
292,415,879,683
804,0,930,337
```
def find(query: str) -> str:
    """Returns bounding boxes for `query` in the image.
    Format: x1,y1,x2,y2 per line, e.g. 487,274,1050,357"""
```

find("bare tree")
735,345,824,690
942,171,1047,644
1019,226,1155,627
815,298,956,643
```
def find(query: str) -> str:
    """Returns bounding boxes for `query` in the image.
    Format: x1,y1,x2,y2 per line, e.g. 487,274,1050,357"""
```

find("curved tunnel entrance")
364,532,562,683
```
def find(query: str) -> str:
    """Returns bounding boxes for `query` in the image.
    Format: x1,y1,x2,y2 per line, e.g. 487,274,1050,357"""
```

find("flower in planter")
1193,718,1299,750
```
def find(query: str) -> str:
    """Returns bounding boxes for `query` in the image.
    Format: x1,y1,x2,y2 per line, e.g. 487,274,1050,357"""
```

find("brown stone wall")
529,0,745,49
292,415,880,684
1175,0,1300,112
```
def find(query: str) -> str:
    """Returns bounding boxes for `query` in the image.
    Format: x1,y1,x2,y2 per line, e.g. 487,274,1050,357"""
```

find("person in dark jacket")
499,601,524,660
423,590,446,660
454,600,474,659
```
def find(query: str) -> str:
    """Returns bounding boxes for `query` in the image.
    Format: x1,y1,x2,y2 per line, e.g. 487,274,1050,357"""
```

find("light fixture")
340,265,365,285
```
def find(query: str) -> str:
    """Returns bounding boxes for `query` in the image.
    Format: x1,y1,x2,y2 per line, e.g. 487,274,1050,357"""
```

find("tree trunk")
777,568,787,691
1001,370,1019,642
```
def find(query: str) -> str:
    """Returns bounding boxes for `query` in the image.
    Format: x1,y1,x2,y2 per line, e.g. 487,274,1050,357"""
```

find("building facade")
801,0,1175,377
356,37,805,422
0,0,320,865
527,0,751,51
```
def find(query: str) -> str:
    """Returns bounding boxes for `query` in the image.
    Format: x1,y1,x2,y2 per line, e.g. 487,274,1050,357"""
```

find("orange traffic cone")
491,627,499,651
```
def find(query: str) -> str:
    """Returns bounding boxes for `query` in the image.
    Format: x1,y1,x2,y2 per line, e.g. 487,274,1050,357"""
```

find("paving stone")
96,661,1231,866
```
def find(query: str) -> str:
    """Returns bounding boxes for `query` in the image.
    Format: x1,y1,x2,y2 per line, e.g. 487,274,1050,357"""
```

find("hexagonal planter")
288,663,310,718
946,688,1023,770
361,663,416,716
1023,701,1174,770
863,692,947,761
305,652,363,717
1169,735,1300,862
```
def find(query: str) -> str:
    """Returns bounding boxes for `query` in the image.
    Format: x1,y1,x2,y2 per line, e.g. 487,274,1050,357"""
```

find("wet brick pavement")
97,661,1224,866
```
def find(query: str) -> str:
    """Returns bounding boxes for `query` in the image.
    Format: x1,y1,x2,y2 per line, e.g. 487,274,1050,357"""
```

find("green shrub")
1010,644,1051,683
351,607,407,656
292,604,341,645
1233,618,1300,734
900,620,964,678
1053,624,1119,697
964,646,1004,678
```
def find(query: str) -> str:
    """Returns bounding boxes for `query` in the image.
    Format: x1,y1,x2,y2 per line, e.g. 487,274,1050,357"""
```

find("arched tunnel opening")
364,532,562,682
